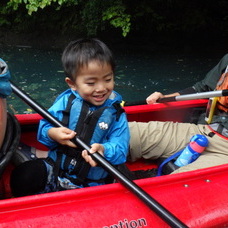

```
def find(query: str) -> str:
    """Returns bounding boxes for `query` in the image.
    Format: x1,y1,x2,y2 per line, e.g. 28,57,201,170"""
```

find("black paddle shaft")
11,81,188,228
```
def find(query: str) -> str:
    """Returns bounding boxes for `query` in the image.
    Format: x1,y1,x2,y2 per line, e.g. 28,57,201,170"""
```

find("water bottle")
174,134,208,167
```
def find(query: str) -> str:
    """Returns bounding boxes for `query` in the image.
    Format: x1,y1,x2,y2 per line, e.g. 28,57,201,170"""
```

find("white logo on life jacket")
99,122,108,130
70,158,77,166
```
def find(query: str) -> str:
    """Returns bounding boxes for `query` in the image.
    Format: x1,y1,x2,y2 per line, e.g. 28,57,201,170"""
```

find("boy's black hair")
62,38,116,80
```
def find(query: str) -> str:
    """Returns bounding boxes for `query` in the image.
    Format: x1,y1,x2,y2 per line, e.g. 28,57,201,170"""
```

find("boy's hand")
82,143,104,167
48,127,77,148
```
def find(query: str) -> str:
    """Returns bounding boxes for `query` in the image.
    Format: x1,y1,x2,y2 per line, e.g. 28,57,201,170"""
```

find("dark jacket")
178,54,228,129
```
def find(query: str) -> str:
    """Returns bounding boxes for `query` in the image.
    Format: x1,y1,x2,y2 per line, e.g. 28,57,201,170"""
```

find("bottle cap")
189,134,209,153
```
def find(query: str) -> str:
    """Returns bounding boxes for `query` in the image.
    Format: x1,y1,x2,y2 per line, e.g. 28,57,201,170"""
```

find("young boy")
10,38,130,196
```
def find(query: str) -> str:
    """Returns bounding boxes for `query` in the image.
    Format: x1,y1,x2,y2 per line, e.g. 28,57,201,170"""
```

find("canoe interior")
0,99,228,227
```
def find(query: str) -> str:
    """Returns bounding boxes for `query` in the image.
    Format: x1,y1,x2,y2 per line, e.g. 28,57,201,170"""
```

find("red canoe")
0,99,228,228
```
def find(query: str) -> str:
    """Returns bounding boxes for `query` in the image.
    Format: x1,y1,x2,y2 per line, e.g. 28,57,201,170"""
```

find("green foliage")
102,4,131,37
2,0,132,37
0,0,227,41
7,0,77,15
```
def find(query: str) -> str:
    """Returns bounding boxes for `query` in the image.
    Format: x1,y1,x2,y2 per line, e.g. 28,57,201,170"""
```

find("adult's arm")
147,53,228,104
192,53,228,92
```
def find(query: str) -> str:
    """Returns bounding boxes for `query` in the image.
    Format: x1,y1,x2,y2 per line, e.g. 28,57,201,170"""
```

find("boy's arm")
37,118,58,149
101,113,130,165
47,126,76,148
37,102,65,149
82,112,130,167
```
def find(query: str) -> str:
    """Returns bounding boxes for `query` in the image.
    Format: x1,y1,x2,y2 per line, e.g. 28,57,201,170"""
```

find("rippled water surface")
0,44,225,114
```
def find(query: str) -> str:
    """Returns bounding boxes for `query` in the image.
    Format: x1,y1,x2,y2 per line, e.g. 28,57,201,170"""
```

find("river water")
0,44,226,114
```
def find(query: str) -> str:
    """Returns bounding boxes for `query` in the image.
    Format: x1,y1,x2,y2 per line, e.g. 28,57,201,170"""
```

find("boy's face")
66,60,114,106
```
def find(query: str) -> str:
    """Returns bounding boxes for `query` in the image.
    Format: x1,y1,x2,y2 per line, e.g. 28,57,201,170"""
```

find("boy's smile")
66,60,114,106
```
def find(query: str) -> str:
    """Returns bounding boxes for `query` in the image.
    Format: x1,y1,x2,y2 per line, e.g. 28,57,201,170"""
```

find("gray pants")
128,121,228,173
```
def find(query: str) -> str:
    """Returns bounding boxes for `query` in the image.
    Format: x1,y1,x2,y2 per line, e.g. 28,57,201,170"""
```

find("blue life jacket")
48,92,125,188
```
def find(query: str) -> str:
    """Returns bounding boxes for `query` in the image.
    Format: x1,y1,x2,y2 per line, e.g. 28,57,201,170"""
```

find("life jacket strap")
113,102,125,121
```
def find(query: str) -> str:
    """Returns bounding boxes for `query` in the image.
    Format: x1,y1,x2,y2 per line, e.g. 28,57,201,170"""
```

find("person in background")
0,58,12,149
128,53,228,174
10,38,130,197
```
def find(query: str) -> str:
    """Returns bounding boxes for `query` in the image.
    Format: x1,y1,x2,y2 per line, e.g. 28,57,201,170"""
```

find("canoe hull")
1,164,228,227
1,99,228,228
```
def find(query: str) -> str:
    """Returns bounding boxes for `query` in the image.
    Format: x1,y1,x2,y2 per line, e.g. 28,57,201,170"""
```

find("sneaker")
132,168,157,179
